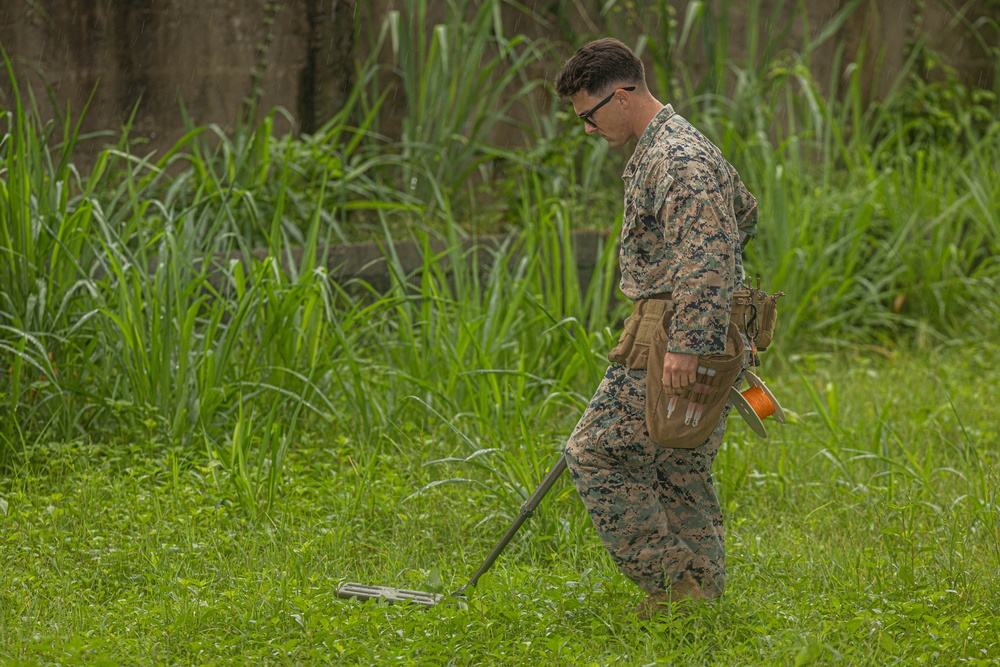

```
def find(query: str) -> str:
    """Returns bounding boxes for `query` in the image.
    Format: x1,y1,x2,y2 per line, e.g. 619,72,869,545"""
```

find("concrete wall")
0,0,356,159
0,0,995,157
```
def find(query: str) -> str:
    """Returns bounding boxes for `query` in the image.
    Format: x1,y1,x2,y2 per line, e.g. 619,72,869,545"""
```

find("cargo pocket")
646,320,745,449
608,299,671,369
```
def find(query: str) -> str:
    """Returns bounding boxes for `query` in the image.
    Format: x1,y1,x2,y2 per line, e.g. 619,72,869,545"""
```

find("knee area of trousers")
563,439,588,473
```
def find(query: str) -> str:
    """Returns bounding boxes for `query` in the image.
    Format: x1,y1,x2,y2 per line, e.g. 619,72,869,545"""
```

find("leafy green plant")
374,0,546,217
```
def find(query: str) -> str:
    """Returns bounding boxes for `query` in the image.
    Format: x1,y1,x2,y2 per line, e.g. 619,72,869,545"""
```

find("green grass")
2,348,999,665
2,0,1000,663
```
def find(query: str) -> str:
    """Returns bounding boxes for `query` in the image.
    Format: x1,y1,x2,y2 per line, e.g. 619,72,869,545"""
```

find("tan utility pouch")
646,319,746,449
730,288,783,352
610,287,781,366
608,296,672,368
608,285,780,449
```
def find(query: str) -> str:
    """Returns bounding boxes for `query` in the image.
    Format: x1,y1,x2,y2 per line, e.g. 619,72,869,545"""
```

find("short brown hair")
555,38,645,98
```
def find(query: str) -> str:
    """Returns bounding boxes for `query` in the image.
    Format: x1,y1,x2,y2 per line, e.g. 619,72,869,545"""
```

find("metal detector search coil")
336,582,444,607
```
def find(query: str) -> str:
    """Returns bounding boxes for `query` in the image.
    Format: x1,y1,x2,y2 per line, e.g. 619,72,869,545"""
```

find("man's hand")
661,351,698,394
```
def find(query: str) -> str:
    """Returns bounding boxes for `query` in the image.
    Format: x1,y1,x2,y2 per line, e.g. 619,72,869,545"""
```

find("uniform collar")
622,104,676,180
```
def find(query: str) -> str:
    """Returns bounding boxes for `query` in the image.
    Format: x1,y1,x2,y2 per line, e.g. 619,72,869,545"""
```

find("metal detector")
336,455,568,608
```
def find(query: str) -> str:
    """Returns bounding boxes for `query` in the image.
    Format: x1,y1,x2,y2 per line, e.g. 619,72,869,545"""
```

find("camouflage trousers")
564,363,728,596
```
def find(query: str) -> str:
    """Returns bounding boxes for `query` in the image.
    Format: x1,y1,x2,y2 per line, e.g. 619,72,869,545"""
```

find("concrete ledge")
241,229,622,298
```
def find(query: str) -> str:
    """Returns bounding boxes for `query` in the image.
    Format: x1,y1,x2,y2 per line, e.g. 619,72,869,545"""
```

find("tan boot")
632,591,671,620
670,571,707,603
632,572,707,620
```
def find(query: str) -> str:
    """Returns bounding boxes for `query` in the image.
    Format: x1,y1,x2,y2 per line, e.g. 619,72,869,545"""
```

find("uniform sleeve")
732,167,758,250
659,159,739,355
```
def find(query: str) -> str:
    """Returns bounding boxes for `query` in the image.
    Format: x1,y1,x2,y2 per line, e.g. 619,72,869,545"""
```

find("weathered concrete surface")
0,0,355,157
156,230,622,314
252,229,620,299
0,1,995,155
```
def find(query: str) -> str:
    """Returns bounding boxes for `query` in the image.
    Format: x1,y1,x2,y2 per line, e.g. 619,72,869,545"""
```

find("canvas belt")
609,287,784,449
610,287,782,369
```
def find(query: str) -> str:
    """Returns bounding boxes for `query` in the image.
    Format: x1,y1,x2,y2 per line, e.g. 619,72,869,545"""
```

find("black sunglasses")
578,86,636,127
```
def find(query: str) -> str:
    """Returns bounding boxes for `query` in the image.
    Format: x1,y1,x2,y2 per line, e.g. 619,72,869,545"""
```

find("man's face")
570,87,632,147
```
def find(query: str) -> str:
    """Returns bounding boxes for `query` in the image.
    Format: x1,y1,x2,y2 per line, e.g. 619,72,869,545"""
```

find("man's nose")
585,123,598,135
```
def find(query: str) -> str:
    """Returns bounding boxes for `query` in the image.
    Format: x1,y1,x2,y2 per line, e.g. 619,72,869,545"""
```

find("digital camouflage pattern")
619,104,757,355
565,365,729,595
565,104,757,596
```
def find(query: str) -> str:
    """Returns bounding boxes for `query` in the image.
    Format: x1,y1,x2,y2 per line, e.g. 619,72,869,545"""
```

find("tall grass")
612,0,1000,346
2,0,999,499
2,7,1000,661
379,0,544,213
357,0,1000,345
0,53,624,524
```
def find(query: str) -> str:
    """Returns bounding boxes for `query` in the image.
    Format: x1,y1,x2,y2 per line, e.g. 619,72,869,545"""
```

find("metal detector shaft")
451,454,568,597
336,454,569,607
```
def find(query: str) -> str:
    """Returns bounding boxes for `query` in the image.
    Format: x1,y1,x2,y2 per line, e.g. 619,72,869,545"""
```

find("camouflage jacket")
619,104,758,356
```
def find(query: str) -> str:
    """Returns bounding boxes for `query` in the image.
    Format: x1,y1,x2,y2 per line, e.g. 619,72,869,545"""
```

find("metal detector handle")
452,454,568,597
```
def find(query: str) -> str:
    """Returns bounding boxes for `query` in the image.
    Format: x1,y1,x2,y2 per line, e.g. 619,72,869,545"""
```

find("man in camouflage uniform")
555,38,758,619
